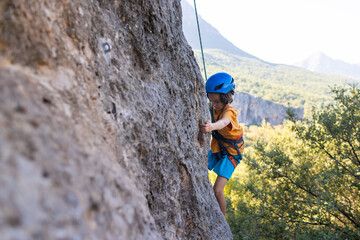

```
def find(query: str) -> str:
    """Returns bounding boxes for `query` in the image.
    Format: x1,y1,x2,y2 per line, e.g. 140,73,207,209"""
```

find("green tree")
287,86,360,237
226,86,360,239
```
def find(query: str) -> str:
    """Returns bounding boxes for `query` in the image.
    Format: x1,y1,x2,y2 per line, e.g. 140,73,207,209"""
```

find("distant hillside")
181,0,259,60
233,92,304,126
294,52,360,81
181,0,357,118
195,49,356,116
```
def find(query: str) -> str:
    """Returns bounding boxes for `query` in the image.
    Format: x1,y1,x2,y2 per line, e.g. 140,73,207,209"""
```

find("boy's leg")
213,175,228,216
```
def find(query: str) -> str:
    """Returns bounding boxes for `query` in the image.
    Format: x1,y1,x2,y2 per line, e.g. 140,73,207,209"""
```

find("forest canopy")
211,86,360,239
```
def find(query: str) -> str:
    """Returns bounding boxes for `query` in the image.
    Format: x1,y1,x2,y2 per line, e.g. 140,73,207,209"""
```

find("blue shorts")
208,150,242,180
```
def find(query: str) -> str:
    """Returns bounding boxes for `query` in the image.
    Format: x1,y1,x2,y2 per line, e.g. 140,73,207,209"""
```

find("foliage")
195,49,358,117
218,87,360,239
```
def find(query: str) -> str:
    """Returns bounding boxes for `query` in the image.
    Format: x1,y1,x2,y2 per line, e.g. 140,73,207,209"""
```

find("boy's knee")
213,187,223,198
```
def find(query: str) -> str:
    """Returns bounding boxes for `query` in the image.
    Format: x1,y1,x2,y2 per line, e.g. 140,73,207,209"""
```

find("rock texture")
0,0,232,239
233,92,304,126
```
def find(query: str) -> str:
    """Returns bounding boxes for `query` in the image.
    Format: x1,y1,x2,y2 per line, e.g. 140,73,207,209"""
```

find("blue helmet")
205,72,235,94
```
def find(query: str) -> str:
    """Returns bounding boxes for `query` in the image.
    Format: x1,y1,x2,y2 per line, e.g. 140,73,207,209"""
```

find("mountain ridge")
181,0,261,61
294,52,360,81
182,0,360,82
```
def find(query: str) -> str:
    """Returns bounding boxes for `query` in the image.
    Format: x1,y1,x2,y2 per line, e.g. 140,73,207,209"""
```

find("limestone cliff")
0,0,232,239
232,92,304,126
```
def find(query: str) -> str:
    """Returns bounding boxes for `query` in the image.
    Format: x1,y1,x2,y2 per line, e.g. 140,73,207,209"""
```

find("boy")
200,72,245,216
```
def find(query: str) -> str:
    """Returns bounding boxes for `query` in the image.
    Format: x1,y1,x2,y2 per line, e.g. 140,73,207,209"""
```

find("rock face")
232,92,304,126
0,0,232,239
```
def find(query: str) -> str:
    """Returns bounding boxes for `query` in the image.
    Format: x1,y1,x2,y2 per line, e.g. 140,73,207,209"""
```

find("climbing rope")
193,0,207,80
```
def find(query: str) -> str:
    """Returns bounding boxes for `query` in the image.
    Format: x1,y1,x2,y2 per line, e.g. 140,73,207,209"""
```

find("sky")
185,0,360,65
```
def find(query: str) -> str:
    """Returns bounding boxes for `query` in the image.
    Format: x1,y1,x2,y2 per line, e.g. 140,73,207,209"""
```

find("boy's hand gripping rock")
200,120,213,133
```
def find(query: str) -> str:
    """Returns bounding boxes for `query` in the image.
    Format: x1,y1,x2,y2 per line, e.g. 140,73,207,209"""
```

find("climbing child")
200,72,245,216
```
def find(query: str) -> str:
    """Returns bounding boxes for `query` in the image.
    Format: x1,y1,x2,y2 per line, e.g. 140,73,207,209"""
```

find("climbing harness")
193,0,207,80
210,105,244,168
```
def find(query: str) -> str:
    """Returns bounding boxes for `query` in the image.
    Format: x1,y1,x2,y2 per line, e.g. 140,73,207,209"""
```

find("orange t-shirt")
210,105,245,155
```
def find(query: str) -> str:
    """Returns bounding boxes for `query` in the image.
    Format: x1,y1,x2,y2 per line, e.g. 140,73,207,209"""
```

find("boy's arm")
200,116,231,133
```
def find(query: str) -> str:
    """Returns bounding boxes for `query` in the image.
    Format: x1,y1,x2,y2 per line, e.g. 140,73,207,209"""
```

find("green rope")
193,0,207,80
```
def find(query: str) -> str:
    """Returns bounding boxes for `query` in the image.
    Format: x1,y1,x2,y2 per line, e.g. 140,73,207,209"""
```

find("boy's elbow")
219,121,228,130
223,120,231,128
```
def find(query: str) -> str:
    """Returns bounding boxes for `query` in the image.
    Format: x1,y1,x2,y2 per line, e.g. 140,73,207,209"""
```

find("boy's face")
208,93,225,111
